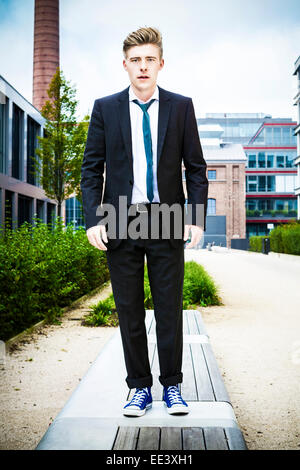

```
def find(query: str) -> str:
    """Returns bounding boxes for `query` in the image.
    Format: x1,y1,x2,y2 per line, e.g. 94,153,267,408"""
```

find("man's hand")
86,225,108,251
184,224,203,249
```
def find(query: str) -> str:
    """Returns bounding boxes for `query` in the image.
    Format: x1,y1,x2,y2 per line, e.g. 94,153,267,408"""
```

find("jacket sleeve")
80,99,106,230
182,98,208,231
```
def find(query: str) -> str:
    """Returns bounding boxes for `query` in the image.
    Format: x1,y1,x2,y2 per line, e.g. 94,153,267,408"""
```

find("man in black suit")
81,27,208,417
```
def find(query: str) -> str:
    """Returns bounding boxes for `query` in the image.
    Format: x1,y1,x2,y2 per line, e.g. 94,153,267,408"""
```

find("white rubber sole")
164,402,189,415
123,402,152,417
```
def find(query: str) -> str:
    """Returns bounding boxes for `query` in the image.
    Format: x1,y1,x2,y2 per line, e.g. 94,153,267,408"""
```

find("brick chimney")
33,0,59,111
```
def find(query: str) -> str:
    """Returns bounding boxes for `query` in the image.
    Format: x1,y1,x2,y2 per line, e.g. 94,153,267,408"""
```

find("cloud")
1,0,299,121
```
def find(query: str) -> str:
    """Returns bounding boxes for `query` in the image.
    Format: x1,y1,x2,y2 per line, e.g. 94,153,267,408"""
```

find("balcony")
246,209,297,219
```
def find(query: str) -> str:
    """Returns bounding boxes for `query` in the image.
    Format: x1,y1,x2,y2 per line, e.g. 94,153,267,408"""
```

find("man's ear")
123,59,127,71
159,58,165,70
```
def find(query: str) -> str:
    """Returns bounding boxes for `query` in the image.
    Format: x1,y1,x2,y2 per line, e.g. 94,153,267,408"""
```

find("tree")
35,67,89,218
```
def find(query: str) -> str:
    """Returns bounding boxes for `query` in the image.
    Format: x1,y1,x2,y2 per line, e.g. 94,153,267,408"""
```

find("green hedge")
269,221,300,255
83,260,222,326
249,221,300,255
249,235,267,252
0,218,109,341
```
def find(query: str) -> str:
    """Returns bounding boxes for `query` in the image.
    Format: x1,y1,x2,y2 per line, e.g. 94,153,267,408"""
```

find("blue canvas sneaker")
123,387,152,417
163,384,189,414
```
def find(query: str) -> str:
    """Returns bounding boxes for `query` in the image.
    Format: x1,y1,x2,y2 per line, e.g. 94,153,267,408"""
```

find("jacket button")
129,179,133,185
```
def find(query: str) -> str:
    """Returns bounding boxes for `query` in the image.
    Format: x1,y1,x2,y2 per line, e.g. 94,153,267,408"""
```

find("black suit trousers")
105,211,184,389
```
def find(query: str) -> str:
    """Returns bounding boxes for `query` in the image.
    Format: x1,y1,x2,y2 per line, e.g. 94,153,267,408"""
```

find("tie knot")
133,98,156,113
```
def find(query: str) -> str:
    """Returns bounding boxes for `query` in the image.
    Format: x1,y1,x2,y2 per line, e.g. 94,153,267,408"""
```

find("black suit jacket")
80,85,208,249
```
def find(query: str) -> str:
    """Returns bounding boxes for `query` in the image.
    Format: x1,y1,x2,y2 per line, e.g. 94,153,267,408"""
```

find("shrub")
0,217,110,341
82,295,118,327
270,221,300,255
182,261,222,308
83,260,221,327
249,235,266,252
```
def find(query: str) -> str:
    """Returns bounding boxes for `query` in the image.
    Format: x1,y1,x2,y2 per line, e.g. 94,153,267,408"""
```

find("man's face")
123,43,164,93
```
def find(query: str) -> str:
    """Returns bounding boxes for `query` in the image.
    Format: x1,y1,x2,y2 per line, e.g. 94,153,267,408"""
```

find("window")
258,152,266,168
267,155,274,168
267,175,275,192
208,170,216,180
276,155,284,168
282,127,290,145
247,175,257,192
265,127,273,145
12,103,23,180
246,199,256,210
207,198,216,215
0,95,7,174
36,199,45,223
47,202,56,227
18,194,32,227
285,154,294,168
258,175,266,192
65,197,84,228
27,116,40,185
248,155,256,168
273,127,281,145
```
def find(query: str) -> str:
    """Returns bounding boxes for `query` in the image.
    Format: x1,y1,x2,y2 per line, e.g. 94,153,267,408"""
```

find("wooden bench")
36,310,247,450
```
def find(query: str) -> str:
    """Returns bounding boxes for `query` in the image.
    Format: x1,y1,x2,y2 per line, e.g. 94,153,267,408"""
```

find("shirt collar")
129,84,159,103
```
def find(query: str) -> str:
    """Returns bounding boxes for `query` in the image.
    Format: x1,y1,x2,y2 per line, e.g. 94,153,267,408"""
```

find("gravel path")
0,284,115,450
185,248,300,450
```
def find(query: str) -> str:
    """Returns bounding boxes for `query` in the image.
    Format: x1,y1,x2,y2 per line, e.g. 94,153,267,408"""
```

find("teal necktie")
132,98,156,202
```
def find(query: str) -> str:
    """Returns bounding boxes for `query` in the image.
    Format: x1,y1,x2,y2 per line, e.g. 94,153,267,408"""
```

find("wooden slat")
187,310,200,335
190,343,215,401
149,315,156,334
193,310,208,336
113,426,139,450
224,427,248,450
160,427,182,450
203,427,228,450
202,343,230,402
181,343,198,400
137,427,160,450
182,427,205,450
145,310,154,333
183,310,189,334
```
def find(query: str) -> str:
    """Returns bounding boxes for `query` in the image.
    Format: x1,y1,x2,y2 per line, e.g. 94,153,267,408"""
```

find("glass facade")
246,174,296,193
260,126,297,146
246,151,295,169
65,197,84,228
246,198,297,214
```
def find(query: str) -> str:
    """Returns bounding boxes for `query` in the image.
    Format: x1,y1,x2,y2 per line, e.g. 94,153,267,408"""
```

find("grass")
82,261,222,327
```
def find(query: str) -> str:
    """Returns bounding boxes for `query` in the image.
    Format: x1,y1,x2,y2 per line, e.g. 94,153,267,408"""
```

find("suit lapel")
117,85,171,170
157,85,171,167
118,86,133,173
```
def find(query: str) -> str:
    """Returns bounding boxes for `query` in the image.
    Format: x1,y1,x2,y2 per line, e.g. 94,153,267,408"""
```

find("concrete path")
184,248,300,450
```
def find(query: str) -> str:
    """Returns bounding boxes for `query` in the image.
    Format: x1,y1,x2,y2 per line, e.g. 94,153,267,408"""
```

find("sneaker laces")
166,385,184,405
128,388,148,406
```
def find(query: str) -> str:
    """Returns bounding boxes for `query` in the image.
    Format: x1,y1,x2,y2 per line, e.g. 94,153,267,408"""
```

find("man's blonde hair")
123,27,163,60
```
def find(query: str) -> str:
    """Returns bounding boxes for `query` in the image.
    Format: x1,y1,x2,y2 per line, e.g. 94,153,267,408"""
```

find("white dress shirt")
129,84,160,204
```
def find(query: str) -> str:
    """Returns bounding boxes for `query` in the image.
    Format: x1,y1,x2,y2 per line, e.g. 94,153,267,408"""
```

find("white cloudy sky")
0,0,300,121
